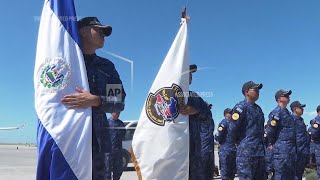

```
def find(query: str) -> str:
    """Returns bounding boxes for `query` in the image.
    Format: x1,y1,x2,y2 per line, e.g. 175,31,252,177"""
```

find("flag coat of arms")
34,0,91,179
132,18,190,180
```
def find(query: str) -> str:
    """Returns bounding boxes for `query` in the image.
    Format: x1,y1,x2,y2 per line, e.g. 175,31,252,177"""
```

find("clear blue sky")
0,0,319,143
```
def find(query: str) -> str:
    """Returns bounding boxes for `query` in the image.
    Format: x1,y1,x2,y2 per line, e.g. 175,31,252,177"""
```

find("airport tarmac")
1,144,306,180
0,145,36,180
0,144,219,180
0,144,142,180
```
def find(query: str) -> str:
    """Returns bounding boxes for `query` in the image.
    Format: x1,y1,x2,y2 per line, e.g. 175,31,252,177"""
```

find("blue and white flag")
34,0,91,179
132,18,190,180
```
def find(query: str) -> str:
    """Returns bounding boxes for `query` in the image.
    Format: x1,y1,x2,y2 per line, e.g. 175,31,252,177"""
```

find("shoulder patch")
236,107,243,113
314,123,319,129
232,113,240,121
273,116,280,120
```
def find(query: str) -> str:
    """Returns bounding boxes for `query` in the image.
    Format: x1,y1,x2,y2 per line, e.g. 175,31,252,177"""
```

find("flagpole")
181,6,190,24
182,6,187,19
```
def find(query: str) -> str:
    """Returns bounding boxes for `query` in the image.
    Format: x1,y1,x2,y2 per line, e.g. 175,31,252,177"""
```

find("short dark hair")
223,108,232,116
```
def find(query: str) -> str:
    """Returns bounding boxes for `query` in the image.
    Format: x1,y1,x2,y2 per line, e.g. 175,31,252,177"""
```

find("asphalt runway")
0,145,36,180
0,145,141,180
0,145,221,180
3,144,297,180
0,144,142,180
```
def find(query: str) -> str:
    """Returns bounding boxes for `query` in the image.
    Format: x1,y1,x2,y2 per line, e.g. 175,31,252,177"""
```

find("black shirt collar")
83,53,96,66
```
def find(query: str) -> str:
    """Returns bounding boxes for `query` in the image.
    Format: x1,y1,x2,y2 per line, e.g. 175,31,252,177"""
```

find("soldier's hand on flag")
179,105,199,115
61,87,101,108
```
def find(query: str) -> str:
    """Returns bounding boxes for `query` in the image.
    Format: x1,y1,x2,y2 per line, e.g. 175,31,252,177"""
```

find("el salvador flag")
34,0,92,179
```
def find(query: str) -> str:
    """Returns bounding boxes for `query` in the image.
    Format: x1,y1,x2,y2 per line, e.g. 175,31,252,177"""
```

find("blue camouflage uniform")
308,116,320,177
293,115,310,180
308,126,316,165
84,54,126,180
264,129,274,179
230,99,266,180
107,117,126,180
215,118,237,180
188,91,214,180
265,106,296,180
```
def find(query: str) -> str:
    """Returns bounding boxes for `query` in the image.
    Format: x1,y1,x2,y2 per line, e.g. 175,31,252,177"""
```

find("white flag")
34,0,91,179
132,19,190,180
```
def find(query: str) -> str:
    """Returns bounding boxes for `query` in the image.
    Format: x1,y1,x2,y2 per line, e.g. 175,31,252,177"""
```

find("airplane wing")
0,124,25,130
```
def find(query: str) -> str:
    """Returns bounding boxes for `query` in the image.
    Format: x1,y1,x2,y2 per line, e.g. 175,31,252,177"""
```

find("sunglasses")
91,27,104,35
248,88,260,92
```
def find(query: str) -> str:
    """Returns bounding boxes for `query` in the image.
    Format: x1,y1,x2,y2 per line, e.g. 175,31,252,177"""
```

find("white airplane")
0,124,25,130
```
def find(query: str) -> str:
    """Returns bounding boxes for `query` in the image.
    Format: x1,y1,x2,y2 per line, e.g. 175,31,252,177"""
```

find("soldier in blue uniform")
308,105,320,177
180,64,214,180
62,17,126,180
290,101,309,180
229,81,266,180
108,112,126,180
265,90,296,180
290,101,310,180
215,108,237,180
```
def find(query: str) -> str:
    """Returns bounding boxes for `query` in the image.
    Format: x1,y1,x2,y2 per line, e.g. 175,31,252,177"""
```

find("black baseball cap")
317,105,320,113
78,17,112,36
275,89,292,101
224,108,232,115
290,101,306,111
242,81,263,95
190,64,197,73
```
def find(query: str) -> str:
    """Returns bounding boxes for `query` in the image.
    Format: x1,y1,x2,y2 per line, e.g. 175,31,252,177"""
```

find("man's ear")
277,98,281,103
79,27,88,37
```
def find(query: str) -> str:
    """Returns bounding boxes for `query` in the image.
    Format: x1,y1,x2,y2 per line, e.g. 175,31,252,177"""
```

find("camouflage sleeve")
307,126,312,146
229,104,246,143
99,65,126,113
263,133,269,147
215,122,227,143
308,126,312,142
265,111,280,144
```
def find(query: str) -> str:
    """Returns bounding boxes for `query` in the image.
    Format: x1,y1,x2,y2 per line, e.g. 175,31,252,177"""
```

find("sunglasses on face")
281,95,290,99
91,27,104,35
248,88,259,93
